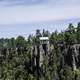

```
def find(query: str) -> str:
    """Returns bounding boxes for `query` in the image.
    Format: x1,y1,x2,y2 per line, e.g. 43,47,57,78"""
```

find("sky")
0,0,80,38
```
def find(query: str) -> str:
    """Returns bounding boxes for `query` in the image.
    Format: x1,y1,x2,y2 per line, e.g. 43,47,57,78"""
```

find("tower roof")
39,37,49,40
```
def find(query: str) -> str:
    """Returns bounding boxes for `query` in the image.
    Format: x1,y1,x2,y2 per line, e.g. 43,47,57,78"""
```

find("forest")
0,22,80,80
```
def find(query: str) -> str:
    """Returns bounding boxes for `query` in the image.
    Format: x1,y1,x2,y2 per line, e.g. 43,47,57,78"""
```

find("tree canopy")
0,22,80,80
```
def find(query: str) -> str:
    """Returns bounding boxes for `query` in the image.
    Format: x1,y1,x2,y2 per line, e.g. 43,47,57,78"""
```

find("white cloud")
0,0,80,25
0,0,80,38
49,0,80,5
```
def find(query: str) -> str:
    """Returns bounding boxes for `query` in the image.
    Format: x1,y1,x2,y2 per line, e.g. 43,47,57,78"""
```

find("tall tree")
64,23,76,45
77,22,80,43
16,36,27,48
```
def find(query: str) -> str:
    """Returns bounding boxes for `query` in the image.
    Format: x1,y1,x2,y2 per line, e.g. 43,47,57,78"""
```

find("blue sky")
0,0,80,38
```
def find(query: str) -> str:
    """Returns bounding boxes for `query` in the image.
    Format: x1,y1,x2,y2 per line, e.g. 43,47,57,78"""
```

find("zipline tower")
31,36,50,72
39,37,49,66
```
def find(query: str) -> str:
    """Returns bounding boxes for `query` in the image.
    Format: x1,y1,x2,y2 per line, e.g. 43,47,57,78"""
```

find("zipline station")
39,37,49,44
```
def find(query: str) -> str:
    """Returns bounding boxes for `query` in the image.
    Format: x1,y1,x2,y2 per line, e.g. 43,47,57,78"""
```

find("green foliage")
0,22,80,80
16,36,27,47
